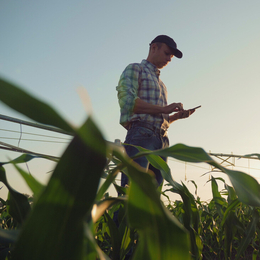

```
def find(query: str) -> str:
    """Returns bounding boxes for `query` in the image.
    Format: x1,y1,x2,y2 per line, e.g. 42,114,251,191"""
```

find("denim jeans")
121,123,169,187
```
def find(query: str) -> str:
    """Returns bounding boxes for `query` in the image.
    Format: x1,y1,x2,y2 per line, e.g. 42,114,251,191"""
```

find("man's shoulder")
124,59,150,71
124,62,143,72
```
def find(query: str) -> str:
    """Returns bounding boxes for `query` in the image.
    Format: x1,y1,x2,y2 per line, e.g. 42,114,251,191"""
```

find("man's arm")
133,98,183,114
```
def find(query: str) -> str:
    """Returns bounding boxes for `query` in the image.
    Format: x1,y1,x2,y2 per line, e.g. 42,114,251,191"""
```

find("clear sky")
1,1,260,201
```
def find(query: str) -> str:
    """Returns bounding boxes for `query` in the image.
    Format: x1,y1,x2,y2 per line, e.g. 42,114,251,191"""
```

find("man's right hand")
163,102,183,114
133,99,184,115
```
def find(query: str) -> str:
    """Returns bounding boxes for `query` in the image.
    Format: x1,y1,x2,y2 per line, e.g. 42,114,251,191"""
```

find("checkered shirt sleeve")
116,60,169,130
116,63,141,128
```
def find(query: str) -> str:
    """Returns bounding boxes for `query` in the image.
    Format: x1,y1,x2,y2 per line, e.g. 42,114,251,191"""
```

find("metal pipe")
0,114,73,136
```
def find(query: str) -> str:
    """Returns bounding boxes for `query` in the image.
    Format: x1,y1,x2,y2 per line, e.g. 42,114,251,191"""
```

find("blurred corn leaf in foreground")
0,77,192,259
12,118,107,260
0,78,74,133
1,76,260,260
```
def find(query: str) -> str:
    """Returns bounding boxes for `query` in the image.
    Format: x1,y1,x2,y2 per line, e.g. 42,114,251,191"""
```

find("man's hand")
169,108,195,123
134,99,184,115
163,102,183,114
176,109,195,119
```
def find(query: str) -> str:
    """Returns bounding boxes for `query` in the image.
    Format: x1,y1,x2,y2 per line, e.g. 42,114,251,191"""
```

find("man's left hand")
177,109,195,119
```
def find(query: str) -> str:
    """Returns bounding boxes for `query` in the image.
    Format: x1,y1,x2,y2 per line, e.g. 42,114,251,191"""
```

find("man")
116,35,195,187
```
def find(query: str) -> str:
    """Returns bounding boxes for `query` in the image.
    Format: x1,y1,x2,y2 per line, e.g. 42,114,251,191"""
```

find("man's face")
152,43,174,69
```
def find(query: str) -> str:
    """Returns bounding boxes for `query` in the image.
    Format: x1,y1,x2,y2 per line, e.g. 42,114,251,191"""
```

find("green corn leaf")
104,211,121,260
134,143,212,163
252,249,259,260
114,151,190,260
211,177,223,200
0,166,31,224
92,197,125,223
225,184,238,203
220,199,241,227
222,168,260,207
0,77,74,133
131,144,183,192
235,209,260,260
210,177,226,218
96,166,122,201
113,182,127,195
0,154,40,165
224,213,234,259
84,224,111,260
135,143,260,207
96,143,127,200
181,182,202,257
0,228,19,244
12,117,107,260
131,144,171,179
12,164,44,198
120,223,135,259
129,144,202,258
188,180,198,196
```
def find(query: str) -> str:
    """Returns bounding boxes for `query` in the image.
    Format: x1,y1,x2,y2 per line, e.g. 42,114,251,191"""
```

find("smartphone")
190,105,201,110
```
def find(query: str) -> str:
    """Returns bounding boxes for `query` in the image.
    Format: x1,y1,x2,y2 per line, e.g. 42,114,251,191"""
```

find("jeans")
121,122,169,188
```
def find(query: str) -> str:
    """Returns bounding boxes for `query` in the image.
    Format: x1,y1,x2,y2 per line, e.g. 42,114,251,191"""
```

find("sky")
1,0,260,202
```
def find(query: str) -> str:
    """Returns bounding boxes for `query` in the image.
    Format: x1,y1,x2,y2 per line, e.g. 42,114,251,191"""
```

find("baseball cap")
150,35,183,59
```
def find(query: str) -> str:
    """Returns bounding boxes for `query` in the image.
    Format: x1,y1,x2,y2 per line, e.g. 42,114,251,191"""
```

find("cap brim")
172,48,183,59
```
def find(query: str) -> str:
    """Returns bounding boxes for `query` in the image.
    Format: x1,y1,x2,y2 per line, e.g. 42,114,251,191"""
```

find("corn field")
1,77,260,260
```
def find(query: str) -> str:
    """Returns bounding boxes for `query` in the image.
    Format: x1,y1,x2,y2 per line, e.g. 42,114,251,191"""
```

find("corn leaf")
0,77,74,133
0,166,31,224
135,143,260,207
84,224,111,260
131,145,203,258
114,150,191,260
13,164,44,198
0,229,19,244
92,197,125,223
12,117,107,260
1,154,41,165
235,209,260,260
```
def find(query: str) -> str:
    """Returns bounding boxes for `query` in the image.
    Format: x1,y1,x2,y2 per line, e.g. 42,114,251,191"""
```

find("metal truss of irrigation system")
0,114,118,160
0,114,259,167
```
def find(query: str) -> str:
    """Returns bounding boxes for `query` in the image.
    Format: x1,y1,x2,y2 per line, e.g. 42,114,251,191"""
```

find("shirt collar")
141,59,160,77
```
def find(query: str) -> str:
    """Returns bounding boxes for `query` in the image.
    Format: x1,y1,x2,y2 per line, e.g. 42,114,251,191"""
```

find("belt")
128,121,168,137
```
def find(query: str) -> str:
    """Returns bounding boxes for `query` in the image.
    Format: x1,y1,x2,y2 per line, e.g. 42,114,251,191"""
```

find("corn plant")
0,77,260,259
164,177,260,259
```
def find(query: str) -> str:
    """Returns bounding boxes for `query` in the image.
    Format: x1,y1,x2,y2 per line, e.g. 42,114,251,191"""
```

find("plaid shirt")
116,59,169,130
